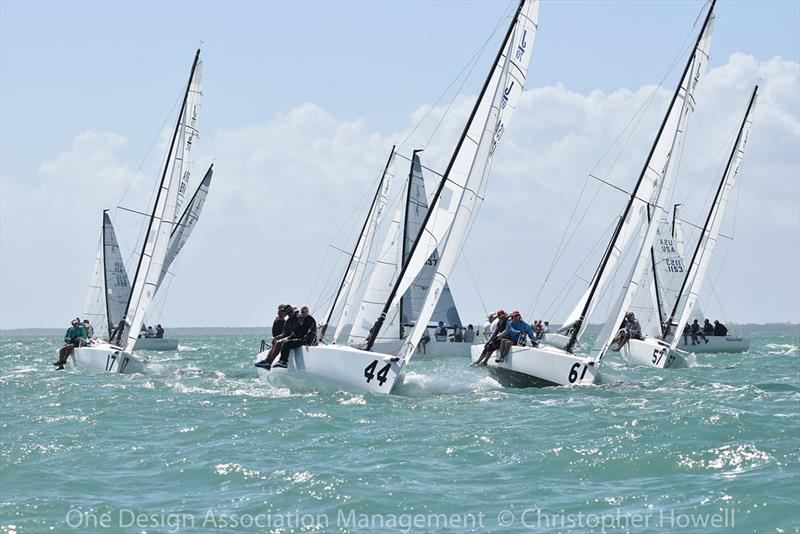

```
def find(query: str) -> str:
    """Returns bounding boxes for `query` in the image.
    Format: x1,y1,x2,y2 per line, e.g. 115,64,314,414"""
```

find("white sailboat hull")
620,337,684,369
71,343,146,374
470,344,598,387
132,338,179,351
371,338,475,358
540,333,571,350
674,335,749,353
256,344,404,394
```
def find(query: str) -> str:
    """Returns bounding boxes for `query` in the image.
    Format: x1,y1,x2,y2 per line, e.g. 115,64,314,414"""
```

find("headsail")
156,163,214,291
117,50,203,351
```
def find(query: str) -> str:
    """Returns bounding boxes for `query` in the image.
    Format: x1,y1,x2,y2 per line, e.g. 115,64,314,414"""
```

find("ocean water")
1,331,798,533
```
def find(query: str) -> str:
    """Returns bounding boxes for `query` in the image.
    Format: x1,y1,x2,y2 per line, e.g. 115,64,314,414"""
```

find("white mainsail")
174,60,203,221
82,247,106,337
400,152,462,329
348,185,405,346
156,163,214,290
669,87,757,349
120,51,203,352
394,0,539,360
385,1,539,309
560,1,715,346
328,150,396,342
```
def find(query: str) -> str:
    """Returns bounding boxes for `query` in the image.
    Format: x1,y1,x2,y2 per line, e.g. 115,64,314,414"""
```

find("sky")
1,0,798,329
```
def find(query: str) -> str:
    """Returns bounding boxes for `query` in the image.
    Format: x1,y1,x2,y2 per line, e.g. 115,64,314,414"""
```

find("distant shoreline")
3,323,799,337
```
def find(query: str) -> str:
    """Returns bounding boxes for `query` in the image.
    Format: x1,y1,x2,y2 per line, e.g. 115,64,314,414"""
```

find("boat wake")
395,368,499,397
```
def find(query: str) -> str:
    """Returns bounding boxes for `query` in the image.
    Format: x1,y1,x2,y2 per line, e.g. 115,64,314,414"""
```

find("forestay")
121,51,203,352
396,0,539,361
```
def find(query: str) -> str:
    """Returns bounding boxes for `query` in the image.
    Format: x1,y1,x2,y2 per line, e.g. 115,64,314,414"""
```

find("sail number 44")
364,360,391,386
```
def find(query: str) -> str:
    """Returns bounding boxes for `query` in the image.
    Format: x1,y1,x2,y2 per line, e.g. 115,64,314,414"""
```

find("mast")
671,204,681,238
319,146,396,340
399,149,422,339
662,84,758,336
564,0,716,352
113,49,201,344
101,210,113,339
365,0,525,351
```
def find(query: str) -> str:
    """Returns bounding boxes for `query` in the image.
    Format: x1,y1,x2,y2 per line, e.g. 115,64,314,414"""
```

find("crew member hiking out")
274,305,317,368
55,318,87,370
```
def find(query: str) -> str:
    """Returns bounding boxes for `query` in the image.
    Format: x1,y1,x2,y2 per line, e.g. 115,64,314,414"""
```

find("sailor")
542,321,550,337
713,320,728,337
146,325,156,338
463,324,476,344
482,313,496,340
452,324,464,342
418,328,431,355
611,312,634,351
155,324,164,338
434,321,448,342
83,319,94,339
496,310,536,362
55,319,87,370
274,305,317,368
533,320,543,340
472,309,508,366
255,304,293,369
702,319,714,337
690,319,707,345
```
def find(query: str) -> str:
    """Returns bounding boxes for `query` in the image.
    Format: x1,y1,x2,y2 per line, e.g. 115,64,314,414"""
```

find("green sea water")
1,330,798,533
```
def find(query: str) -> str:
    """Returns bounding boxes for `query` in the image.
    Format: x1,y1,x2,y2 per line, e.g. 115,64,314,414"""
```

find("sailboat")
68,49,205,373
83,165,214,351
340,151,467,358
258,0,539,393
471,0,715,386
620,86,757,368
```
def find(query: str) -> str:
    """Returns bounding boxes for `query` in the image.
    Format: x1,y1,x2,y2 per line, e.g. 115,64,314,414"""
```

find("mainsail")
400,152,462,330
373,0,539,357
82,211,132,340
667,86,758,348
322,148,396,342
174,60,203,220
562,0,715,351
116,50,203,351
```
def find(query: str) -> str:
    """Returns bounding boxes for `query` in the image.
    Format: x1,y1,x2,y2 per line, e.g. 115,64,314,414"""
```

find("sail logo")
515,30,528,60
501,81,515,110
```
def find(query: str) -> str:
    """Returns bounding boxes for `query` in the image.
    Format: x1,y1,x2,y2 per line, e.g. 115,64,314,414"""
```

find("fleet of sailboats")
256,0,539,393
59,1,761,393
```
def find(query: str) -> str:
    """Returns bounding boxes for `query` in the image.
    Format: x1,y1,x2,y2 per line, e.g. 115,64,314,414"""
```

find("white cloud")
2,53,798,329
